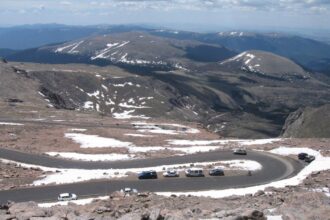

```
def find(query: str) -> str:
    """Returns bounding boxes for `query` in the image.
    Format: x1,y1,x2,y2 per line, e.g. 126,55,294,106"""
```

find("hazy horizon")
0,0,329,33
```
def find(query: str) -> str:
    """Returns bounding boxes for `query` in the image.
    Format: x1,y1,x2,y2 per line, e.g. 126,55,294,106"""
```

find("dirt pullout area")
0,106,217,156
1,170,329,220
0,162,45,190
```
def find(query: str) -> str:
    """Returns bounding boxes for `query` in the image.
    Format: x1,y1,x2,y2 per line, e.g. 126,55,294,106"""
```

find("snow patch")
113,110,150,120
266,216,283,220
167,138,281,146
38,196,109,207
65,133,132,148
0,122,24,126
46,152,135,162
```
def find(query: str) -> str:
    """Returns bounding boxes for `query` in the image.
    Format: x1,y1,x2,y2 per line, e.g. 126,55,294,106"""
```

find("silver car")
57,193,77,201
163,169,180,177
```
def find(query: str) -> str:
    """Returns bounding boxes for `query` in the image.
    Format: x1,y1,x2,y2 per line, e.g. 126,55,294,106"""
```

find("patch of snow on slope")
68,41,84,54
55,42,80,53
91,42,120,60
63,133,222,154
112,82,134,87
133,122,199,135
157,147,330,198
266,216,283,220
113,110,150,120
125,133,153,137
244,53,255,65
101,84,108,91
38,196,109,207
221,160,262,171
87,90,100,98
83,101,94,109
0,122,24,126
220,52,247,64
46,152,135,161
68,128,87,132
119,103,151,109
171,146,221,154
167,139,281,146
65,133,132,148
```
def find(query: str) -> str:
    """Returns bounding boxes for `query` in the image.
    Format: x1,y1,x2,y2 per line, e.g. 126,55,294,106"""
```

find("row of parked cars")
138,167,224,179
137,148,248,179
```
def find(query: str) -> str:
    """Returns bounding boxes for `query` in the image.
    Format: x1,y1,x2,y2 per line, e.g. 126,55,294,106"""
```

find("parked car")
185,168,204,177
298,153,308,160
163,169,179,177
305,155,315,163
209,168,224,176
57,193,77,201
233,148,247,155
138,170,158,179
120,187,138,194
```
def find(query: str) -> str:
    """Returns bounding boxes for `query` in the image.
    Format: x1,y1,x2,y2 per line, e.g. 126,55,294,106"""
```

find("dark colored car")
233,148,247,155
305,155,315,163
138,170,158,179
298,153,308,160
209,168,224,176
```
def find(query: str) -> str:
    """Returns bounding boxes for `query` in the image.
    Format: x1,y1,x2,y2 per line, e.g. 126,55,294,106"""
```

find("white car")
120,187,138,194
185,168,204,177
57,193,78,201
163,169,179,177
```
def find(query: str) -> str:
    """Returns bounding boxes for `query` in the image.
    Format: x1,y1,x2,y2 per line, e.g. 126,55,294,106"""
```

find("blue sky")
0,0,329,31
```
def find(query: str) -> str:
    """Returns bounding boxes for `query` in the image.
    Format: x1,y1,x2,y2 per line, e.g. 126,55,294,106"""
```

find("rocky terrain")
0,170,329,220
0,162,43,191
282,104,330,138
1,46,330,138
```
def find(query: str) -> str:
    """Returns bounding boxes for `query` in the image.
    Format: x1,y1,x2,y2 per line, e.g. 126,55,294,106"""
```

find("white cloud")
60,1,73,6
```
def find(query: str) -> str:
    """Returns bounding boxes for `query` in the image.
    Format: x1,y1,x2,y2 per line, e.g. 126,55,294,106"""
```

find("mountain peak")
220,50,309,79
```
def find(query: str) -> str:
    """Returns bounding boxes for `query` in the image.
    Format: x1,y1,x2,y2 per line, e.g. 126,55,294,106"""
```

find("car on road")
305,155,315,163
138,170,158,179
209,168,224,176
233,148,247,155
298,153,308,160
120,187,138,195
163,169,180,177
185,168,204,177
57,193,77,201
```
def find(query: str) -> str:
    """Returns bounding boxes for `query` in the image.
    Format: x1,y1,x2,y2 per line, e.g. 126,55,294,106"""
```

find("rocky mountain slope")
2,29,330,138
2,44,330,138
282,104,330,138
0,59,45,106
219,50,309,80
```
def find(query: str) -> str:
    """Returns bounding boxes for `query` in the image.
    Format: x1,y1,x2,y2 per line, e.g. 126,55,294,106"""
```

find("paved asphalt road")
0,148,304,203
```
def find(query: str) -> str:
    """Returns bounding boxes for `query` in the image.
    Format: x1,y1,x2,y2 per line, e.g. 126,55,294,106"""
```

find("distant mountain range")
5,32,236,70
2,24,330,74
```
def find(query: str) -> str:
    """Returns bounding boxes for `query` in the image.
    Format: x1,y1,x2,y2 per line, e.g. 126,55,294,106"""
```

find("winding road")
0,148,304,203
